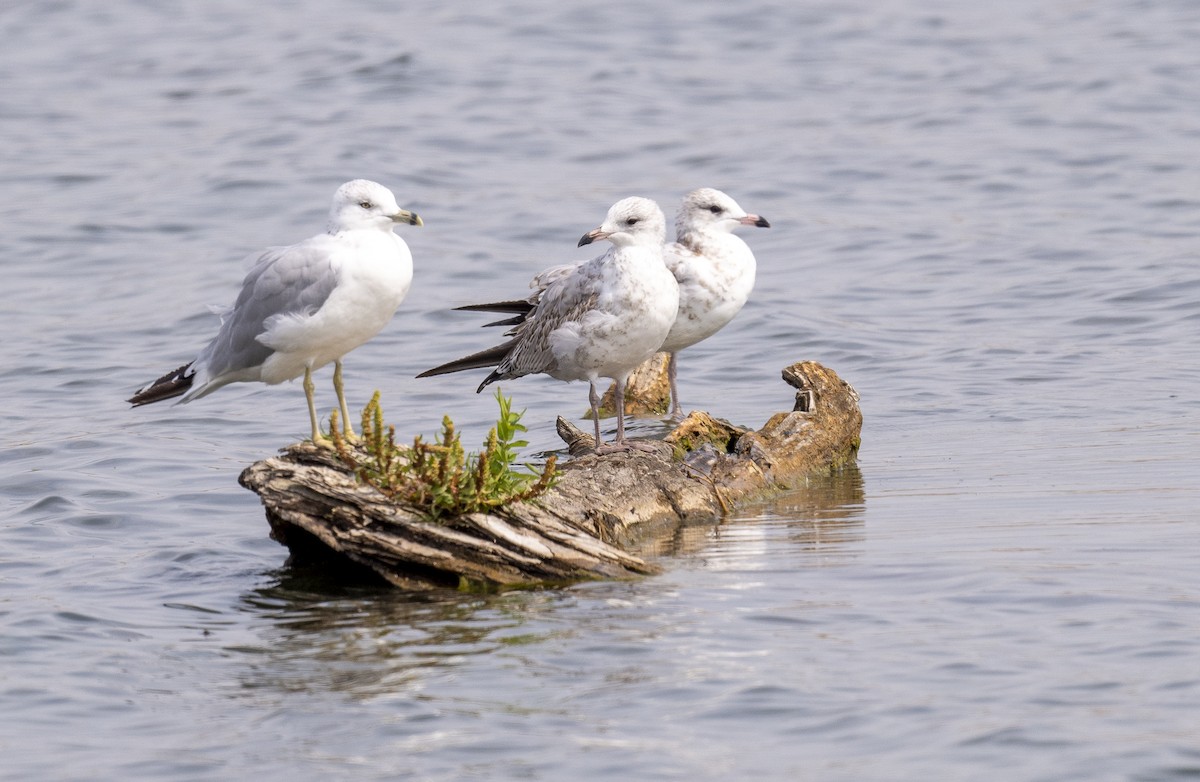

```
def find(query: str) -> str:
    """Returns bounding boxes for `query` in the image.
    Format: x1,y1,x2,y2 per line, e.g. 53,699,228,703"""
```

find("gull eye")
626,217,639,226
358,201,373,209
708,204,723,214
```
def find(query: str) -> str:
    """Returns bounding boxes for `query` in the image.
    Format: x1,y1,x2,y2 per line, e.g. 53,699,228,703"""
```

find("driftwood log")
239,360,861,590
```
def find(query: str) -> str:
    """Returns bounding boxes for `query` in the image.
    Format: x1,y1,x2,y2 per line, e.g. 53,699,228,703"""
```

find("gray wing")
196,238,341,378
528,262,578,292
419,259,603,388
453,262,584,330
493,262,602,379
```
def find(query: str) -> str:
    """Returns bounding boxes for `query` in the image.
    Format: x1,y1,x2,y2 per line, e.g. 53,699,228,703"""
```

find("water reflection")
230,568,588,699
228,463,865,698
233,572,495,698
754,462,867,556
632,462,866,560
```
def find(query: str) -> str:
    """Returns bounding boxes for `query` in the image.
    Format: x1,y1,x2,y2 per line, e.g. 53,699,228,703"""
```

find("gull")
451,188,770,420
660,188,769,417
417,196,679,452
128,179,423,446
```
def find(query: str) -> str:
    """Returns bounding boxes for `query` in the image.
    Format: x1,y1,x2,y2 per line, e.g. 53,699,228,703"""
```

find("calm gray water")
3,0,1199,779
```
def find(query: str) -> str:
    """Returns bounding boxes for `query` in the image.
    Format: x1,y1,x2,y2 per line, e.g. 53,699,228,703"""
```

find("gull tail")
128,363,195,407
454,301,534,328
416,341,516,393
482,313,527,328
455,300,533,316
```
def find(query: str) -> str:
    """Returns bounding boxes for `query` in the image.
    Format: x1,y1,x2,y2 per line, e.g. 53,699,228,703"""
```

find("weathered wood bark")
239,360,861,590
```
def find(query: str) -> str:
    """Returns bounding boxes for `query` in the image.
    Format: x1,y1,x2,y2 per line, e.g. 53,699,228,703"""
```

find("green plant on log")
331,391,557,520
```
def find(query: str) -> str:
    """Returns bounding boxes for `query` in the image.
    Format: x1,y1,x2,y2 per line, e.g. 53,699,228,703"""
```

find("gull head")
675,187,769,240
328,179,423,234
578,196,666,249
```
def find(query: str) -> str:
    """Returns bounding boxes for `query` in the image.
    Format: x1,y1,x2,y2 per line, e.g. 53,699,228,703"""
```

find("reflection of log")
239,361,861,590
633,462,866,560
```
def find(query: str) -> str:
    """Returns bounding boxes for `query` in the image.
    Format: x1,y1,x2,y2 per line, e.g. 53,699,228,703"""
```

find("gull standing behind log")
660,188,769,417
127,179,423,447
417,196,679,452
439,188,770,419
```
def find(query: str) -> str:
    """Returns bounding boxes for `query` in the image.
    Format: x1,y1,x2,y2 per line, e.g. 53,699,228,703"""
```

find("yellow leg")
332,359,358,442
304,366,331,447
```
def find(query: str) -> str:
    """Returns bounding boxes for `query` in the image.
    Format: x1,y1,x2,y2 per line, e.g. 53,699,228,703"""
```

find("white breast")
548,245,679,383
259,232,412,383
660,233,756,354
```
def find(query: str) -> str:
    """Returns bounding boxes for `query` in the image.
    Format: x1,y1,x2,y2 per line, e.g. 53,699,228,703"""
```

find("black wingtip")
416,341,516,381
482,314,526,328
454,300,534,316
128,363,195,407
475,370,501,394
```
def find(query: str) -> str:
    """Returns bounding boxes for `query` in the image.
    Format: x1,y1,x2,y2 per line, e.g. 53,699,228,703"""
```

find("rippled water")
3,1,1199,779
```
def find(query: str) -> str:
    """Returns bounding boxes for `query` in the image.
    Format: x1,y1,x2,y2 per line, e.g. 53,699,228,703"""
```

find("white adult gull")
661,188,769,417
417,196,679,452
128,179,423,446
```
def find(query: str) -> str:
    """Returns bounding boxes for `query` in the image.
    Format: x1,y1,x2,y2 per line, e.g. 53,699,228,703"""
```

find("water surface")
2,1,1199,779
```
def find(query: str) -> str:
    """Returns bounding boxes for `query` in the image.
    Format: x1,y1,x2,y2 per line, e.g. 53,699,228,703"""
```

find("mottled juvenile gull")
128,179,423,446
661,188,769,417
417,196,678,452
457,188,770,419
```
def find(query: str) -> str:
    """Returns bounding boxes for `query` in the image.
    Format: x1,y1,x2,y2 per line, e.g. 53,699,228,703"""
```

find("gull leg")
304,366,331,447
588,381,604,447
333,359,358,442
667,351,684,420
596,376,658,455
614,378,627,444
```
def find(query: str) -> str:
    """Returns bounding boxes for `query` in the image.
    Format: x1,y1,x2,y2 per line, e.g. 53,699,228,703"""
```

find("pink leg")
595,376,658,454
667,351,684,419
588,381,604,446
614,378,627,443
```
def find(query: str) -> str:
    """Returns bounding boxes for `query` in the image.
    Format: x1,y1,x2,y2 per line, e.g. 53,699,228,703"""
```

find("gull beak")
578,228,609,247
739,214,770,228
392,209,424,227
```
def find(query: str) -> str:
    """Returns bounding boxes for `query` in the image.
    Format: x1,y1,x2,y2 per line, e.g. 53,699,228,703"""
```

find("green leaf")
332,391,558,520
